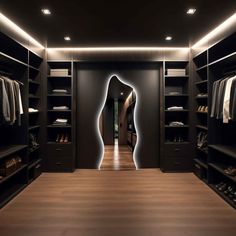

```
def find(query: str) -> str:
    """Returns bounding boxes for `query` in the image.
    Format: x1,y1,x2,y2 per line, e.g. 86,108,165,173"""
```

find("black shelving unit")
193,50,209,182
44,61,75,172
28,51,43,183
192,32,236,209
0,31,43,208
160,61,193,172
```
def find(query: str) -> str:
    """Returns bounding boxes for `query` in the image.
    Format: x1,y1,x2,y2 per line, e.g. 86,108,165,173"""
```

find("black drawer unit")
161,143,193,172
163,144,191,157
46,144,73,157
45,144,74,172
161,156,193,172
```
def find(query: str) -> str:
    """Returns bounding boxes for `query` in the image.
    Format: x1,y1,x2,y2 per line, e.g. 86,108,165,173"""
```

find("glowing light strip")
97,74,140,170
0,12,44,49
192,12,236,49
47,47,189,51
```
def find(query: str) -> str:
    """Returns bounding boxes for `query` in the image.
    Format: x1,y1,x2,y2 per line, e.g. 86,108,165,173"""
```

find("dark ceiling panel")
0,0,236,47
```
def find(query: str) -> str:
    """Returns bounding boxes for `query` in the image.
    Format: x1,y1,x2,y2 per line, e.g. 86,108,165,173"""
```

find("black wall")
76,63,160,168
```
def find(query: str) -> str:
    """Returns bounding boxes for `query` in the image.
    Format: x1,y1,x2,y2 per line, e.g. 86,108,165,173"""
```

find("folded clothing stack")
52,89,68,94
196,93,208,98
167,69,186,76
53,118,68,126
167,106,184,111
168,91,181,95
169,121,184,127
52,106,69,110
29,108,39,113
50,69,69,76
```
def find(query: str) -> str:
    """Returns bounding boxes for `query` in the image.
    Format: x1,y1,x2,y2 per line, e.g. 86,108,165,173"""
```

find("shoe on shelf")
224,186,235,196
56,134,60,143
218,183,229,192
60,134,65,143
215,182,225,189
64,134,69,143
225,167,236,176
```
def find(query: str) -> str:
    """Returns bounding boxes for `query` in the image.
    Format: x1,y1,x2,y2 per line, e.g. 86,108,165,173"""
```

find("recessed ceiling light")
41,9,51,15
64,36,71,41
120,92,124,96
187,8,196,15
165,36,172,41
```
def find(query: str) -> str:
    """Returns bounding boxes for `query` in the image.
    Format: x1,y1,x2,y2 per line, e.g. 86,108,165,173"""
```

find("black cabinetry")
193,32,236,209
44,61,75,172
160,61,193,172
0,32,43,208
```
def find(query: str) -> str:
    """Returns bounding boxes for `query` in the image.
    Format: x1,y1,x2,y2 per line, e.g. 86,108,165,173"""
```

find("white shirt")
223,75,236,123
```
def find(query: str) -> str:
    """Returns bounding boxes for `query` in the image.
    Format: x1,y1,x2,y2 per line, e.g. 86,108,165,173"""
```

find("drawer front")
45,155,74,172
161,156,193,172
46,144,72,157
164,144,191,157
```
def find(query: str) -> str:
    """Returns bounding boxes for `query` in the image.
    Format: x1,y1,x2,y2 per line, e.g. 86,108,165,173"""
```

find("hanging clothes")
211,74,236,123
0,75,23,125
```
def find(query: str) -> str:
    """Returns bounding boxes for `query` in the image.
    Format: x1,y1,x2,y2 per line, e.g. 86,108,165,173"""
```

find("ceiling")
107,76,132,100
0,0,236,47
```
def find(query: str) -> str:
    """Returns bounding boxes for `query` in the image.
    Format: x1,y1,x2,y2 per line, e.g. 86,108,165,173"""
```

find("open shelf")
28,159,42,170
28,125,40,131
0,164,27,185
165,94,189,97
195,80,208,85
0,52,28,68
194,158,208,169
165,125,189,128
209,163,236,183
196,125,208,130
209,145,236,160
48,94,71,97
29,79,40,85
0,145,27,160
165,109,189,112
0,184,27,209
209,184,236,210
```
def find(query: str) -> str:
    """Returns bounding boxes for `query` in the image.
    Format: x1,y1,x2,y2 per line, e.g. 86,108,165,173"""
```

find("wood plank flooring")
100,141,136,170
1,170,236,236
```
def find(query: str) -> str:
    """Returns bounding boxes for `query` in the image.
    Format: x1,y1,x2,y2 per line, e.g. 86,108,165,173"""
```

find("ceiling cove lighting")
0,12,44,49
165,36,172,41
192,12,236,49
187,8,196,15
64,36,71,41
46,47,189,51
41,9,51,15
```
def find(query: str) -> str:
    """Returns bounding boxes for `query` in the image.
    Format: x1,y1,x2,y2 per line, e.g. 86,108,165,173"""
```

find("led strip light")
0,12,44,49
192,12,236,49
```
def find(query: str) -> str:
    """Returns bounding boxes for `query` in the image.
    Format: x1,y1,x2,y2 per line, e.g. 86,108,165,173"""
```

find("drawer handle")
56,162,62,166
56,148,62,151
174,161,181,165
174,148,180,152
35,164,41,169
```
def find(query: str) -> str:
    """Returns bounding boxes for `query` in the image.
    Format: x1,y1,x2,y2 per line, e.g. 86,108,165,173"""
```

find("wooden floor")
100,140,136,170
0,170,236,236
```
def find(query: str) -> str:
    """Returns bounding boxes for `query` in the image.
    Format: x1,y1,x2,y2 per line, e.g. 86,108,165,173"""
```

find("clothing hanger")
0,71,24,86
15,80,24,86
